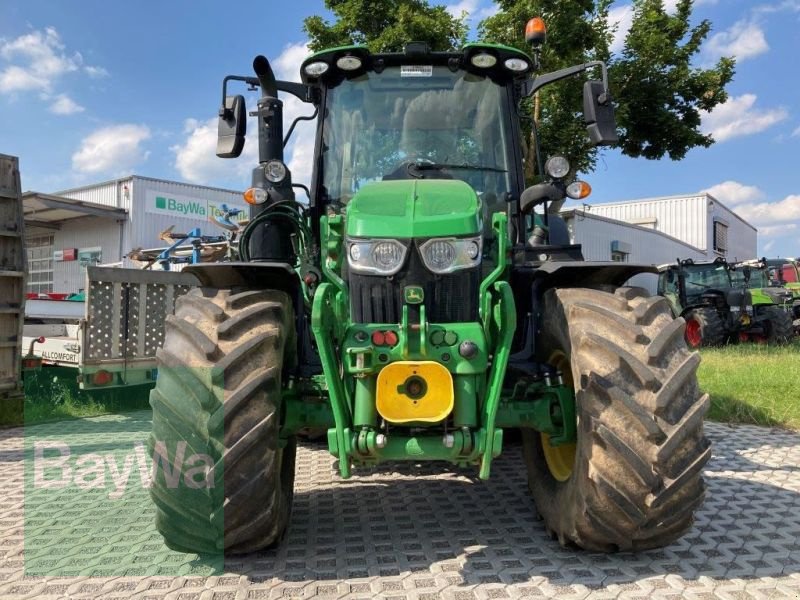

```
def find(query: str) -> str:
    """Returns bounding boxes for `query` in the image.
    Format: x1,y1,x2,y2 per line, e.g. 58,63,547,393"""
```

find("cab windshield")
683,264,731,293
730,268,768,289
319,66,513,205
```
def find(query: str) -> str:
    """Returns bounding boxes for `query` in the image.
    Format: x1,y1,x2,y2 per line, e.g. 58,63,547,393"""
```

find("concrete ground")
1,411,799,599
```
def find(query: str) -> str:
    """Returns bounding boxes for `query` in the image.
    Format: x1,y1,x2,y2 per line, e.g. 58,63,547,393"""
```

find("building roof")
22,192,128,229
51,174,245,197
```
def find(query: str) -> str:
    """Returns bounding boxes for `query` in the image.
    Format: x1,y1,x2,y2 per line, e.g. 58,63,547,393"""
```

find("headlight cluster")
419,237,482,274
348,239,408,275
347,237,481,276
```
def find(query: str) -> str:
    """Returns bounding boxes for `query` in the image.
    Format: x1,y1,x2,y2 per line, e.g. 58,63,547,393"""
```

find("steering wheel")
383,157,448,180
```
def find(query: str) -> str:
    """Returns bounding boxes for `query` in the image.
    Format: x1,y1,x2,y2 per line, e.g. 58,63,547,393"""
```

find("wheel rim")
685,318,702,348
541,351,577,482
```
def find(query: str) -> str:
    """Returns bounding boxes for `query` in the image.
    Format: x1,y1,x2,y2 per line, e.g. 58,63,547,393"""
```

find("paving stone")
0,414,799,598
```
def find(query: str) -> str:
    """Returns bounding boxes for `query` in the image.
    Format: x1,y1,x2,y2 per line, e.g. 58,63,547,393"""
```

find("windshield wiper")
408,162,507,177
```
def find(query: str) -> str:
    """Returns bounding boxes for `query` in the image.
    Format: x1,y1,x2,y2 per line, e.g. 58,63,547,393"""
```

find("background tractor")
758,257,800,333
149,20,710,555
657,257,793,347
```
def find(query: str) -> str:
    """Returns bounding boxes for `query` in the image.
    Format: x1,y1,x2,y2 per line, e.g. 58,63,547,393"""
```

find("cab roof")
299,42,534,85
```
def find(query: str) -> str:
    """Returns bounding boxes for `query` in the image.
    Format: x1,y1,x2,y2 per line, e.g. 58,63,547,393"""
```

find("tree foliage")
303,0,468,53
303,0,735,175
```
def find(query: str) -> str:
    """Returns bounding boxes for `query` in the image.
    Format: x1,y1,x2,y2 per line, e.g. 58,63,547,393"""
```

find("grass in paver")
22,367,151,425
698,340,800,430
24,409,223,576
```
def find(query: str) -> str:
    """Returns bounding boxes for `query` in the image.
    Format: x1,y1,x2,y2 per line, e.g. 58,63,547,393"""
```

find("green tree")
481,0,734,175
303,0,468,53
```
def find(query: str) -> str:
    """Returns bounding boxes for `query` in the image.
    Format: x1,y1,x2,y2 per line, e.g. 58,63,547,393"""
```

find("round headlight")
372,241,405,271
545,156,570,179
470,53,497,68
349,244,361,261
466,240,480,260
424,240,456,271
504,58,529,72
303,61,329,77
336,55,362,71
264,160,287,183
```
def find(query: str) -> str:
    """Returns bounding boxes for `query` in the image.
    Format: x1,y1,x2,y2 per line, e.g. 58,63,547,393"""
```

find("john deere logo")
404,286,424,304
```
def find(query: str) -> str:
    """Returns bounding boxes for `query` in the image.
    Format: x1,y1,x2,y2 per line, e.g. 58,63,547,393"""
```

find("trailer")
0,154,26,425
22,266,196,395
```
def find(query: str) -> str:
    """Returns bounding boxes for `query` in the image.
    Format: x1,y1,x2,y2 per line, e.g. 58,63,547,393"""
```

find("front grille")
349,251,479,323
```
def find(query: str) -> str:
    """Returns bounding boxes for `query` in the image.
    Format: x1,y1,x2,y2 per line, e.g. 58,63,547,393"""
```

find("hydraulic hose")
239,201,311,263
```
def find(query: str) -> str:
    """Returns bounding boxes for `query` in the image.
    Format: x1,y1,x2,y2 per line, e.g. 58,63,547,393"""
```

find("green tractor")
760,257,800,333
149,24,710,555
657,257,793,348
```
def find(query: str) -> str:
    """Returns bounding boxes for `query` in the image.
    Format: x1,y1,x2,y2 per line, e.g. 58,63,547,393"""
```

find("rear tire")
149,287,296,554
522,287,710,551
762,305,794,345
683,307,725,348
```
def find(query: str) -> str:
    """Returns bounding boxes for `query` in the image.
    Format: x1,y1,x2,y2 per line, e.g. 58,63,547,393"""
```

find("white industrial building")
582,192,756,263
23,176,248,294
561,192,758,293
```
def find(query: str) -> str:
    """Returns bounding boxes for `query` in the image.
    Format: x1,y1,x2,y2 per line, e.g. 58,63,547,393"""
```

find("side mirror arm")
522,60,610,98
219,75,316,117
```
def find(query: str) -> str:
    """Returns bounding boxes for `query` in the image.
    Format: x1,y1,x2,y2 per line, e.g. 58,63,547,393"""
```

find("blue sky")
1,0,799,257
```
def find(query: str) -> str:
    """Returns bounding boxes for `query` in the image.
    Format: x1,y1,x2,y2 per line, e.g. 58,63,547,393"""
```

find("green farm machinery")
758,257,800,333
657,257,793,347
149,21,710,554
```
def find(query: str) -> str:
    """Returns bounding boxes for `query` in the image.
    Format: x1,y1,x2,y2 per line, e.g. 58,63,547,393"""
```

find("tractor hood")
345,180,481,239
752,287,794,305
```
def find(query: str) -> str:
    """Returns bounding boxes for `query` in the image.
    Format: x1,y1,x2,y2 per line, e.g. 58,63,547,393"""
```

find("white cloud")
735,194,800,226
0,65,48,92
49,93,84,115
84,65,108,78
702,94,787,142
171,116,258,185
273,42,309,81
703,181,766,206
72,124,151,174
608,4,634,54
446,0,479,18
0,27,81,94
792,125,800,137
705,20,768,62
758,223,797,237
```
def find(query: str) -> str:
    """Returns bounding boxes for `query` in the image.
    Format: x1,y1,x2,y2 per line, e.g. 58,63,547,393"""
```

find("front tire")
683,306,725,348
149,287,296,554
522,287,711,552
761,305,794,344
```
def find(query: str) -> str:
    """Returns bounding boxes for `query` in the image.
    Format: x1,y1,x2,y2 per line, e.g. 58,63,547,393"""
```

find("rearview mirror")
216,95,246,158
583,80,618,146
742,265,751,282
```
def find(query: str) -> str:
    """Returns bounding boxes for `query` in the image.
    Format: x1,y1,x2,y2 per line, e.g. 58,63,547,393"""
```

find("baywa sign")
145,189,247,222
